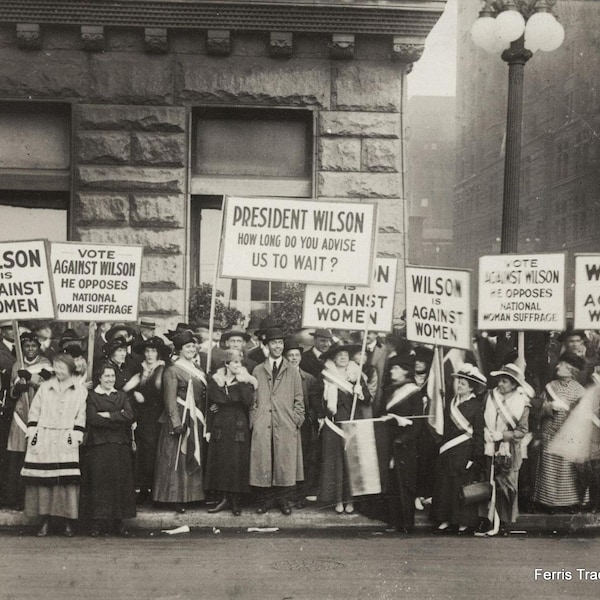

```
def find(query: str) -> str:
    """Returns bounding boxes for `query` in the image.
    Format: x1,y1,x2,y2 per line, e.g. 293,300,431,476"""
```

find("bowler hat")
255,317,283,339
172,330,197,351
262,327,286,343
310,328,334,340
284,338,304,354
222,330,251,343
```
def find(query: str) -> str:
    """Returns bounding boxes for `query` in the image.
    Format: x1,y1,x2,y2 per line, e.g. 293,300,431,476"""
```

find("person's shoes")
295,499,307,509
256,504,269,514
36,519,49,537
414,497,425,511
114,520,129,537
231,496,241,516
344,502,354,514
174,504,186,514
64,521,74,537
207,497,230,514
334,502,344,514
279,501,292,516
457,526,473,536
305,495,318,502
433,522,451,535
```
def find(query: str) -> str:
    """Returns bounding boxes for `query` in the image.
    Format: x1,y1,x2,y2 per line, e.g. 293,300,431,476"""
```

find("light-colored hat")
490,363,534,398
452,363,487,387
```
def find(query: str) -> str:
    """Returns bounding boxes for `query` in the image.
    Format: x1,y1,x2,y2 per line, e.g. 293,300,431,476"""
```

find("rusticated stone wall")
0,25,408,327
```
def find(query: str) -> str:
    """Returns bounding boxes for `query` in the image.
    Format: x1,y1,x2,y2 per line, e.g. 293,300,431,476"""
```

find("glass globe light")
471,16,509,54
525,12,565,52
495,9,526,45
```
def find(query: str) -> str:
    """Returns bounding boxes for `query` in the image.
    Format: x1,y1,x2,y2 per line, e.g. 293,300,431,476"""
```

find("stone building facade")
0,0,445,327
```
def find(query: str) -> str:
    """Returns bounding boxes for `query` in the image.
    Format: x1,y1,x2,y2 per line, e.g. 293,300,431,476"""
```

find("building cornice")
0,0,444,38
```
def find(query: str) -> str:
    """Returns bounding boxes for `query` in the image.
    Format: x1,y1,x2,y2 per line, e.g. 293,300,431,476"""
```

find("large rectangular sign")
51,242,143,322
574,254,600,329
302,258,397,332
220,196,378,285
405,266,471,350
478,253,566,331
0,239,55,320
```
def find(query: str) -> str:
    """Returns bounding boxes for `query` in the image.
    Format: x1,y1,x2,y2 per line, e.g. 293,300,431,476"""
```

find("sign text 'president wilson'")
220,197,378,285
406,266,471,350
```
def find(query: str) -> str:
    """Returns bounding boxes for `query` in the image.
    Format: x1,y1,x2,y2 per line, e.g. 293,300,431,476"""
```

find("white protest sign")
302,258,398,332
220,196,378,285
478,253,565,331
574,254,600,329
51,242,143,322
405,266,471,350
0,239,55,320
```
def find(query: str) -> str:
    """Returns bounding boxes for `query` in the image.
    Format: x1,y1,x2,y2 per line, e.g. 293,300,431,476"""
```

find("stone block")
376,199,405,233
319,112,400,138
76,132,131,164
0,48,90,98
76,105,186,132
77,227,184,255
318,172,400,198
178,55,329,108
131,133,185,166
90,53,174,104
333,63,402,112
130,194,185,227
376,232,405,257
139,290,185,316
362,139,399,172
76,166,185,193
76,193,129,225
318,138,361,171
142,255,184,289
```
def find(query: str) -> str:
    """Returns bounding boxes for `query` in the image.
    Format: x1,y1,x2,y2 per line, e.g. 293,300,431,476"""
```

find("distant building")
454,0,600,307
406,95,455,266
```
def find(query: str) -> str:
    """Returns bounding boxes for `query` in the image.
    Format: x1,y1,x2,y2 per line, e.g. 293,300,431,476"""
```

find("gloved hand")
17,370,32,382
172,425,184,436
492,431,504,442
13,383,29,395
39,369,53,381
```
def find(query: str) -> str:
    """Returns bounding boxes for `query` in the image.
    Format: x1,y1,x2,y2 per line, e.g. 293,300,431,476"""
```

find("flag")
180,380,202,473
426,346,445,437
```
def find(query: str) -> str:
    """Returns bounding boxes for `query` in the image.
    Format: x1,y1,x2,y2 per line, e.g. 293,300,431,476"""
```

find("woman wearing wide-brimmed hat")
432,363,487,535
125,336,172,503
317,342,371,514
532,352,586,511
481,363,533,535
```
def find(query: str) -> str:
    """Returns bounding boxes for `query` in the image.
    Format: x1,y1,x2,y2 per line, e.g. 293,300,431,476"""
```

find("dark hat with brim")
173,330,197,351
452,363,487,387
105,324,137,343
165,322,191,341
414,345,434,364
321,343,361,363
388,352,416,373
61,344,84,358
262,327,286,343
558,351,586,372
102,338,130,357
139,320,156,329
222,330,251,343
58,328,86,348
255,317,283,338
132,336,171,360
310,328,335,340
284,339,304,354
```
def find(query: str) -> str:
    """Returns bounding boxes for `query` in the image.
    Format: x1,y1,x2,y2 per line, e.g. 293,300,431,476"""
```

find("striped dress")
533,378,584,508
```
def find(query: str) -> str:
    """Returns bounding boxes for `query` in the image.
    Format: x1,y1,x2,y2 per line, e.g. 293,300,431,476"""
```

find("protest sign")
574,254,600,329
51,242,143,321
406,266,471,350
0,239,55,319
303,258,397,332
219,196,378,285
478,253,565,331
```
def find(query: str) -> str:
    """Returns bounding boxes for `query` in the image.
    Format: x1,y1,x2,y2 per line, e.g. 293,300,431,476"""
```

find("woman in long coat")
532,352,586,510
81,362,136,536
482,363,531,534
318,343,371,514
432,363,487,535
21,353,87,537
152,331,206,513
125,336,170,503
383,353,424,532
204,349,257,516
6,332,51,510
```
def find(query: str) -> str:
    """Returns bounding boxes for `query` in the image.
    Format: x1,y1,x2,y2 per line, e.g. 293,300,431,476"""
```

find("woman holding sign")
532,352,585,511
318,343,371,514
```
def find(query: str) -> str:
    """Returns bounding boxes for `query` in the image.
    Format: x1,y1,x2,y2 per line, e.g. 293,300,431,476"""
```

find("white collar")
94,385,117,395
271,357,283,368
367,341,377,352
312,347,321,358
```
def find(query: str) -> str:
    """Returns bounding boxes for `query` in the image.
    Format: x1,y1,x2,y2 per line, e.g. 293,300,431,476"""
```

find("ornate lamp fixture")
471,0,564,54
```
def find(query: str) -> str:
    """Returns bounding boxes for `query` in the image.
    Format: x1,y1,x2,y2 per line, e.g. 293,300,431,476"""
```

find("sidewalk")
2,503,600,534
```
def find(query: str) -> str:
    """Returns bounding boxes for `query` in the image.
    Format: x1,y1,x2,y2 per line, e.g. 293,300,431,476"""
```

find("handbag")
460,480,492,506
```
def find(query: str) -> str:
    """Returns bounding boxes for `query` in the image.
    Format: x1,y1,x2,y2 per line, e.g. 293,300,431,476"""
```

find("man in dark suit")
300,328,335,378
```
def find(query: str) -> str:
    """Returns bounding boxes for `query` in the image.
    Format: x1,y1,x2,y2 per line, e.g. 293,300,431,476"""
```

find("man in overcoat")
250,327,305,515
299,328,335,378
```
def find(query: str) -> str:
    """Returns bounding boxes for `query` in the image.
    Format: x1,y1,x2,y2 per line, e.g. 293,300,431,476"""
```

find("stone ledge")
319,112,400,139
318,172,400,198
77,227,184,255
75,105,186,132
76,166,185,193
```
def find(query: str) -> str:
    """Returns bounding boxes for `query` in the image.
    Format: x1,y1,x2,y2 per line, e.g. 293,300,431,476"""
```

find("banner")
51,242,143,322
220,196,378,285
478,253,566,331
302,258,397,332
574,254,600,329
0,239,55,320
405,266,471,350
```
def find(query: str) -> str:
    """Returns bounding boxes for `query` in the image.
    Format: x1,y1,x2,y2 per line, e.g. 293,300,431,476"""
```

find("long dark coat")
250,358,304,488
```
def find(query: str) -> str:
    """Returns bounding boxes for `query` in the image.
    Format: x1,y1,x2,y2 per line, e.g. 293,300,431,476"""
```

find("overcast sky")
407,0,457,98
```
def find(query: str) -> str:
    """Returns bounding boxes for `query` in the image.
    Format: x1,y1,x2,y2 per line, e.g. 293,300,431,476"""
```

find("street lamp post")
470,0,565,253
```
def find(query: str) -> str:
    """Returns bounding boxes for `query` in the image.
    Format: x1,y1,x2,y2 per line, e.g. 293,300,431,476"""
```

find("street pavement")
2,527,600,599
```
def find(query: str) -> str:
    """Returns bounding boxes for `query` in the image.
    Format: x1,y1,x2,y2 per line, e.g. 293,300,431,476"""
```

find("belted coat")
250,358,305,487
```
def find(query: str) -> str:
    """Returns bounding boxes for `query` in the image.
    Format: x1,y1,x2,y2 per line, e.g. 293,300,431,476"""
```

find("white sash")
322,367,355,395
449,395,474,436
13,411,27,434
324,416,346,439
439,432,471,455
545,382,570,412
489,389,519,430
385,383,420,412
174,360,207,387
176,396,206,428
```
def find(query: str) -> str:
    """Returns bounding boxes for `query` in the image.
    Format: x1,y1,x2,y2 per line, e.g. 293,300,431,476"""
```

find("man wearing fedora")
300,328,335,378
222,330,257,373
246,317,283,366
250,327,305,515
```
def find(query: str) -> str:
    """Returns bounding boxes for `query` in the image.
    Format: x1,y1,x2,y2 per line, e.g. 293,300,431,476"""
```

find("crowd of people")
0,316,599,537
